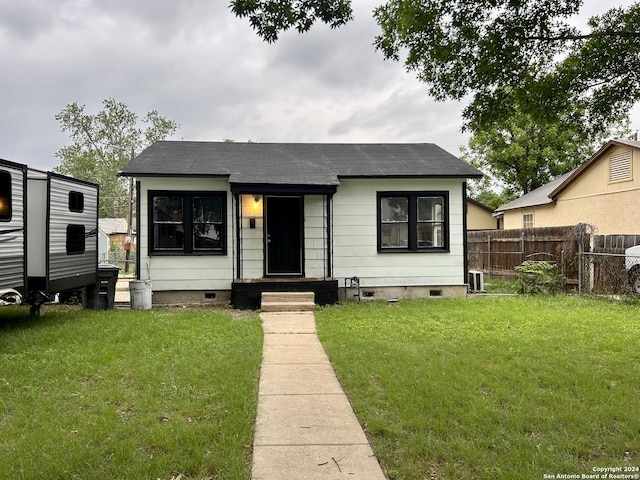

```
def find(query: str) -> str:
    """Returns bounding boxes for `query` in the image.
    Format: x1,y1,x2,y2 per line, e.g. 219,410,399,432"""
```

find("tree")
462,106,629,201
55,98,178,218
231,0,640,134
471,189,514,212
230,0,353,43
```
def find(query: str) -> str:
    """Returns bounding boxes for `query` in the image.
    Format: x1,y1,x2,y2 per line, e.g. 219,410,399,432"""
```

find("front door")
265,196,303,275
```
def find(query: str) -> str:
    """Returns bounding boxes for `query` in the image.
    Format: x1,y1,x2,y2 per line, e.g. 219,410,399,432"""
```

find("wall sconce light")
245,194,262,229
251,195,263,217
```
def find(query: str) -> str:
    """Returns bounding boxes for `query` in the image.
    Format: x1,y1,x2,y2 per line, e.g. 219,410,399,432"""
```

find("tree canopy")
231,0,640,134
230,0,353,43
55,98,178,218
463,106,629,206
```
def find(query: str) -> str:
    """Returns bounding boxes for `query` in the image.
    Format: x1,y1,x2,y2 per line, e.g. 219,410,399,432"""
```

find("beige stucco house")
466,198,498,230
494,139,640,235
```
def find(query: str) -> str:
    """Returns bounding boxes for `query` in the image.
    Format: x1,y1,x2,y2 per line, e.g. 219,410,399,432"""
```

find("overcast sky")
1,0,638,171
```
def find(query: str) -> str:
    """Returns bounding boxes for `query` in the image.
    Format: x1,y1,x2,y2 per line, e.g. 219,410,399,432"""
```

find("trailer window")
66,224,85,254
69,191,84,212
0,170,11,221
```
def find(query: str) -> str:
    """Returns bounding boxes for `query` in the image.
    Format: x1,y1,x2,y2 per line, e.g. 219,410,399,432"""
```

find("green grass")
316,296,640,480
0,305,262,480
483,278,518,294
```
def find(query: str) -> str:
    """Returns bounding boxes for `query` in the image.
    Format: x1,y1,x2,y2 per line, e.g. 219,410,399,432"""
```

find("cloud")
0,1,61,39
1,0,634,172
0,0,465,171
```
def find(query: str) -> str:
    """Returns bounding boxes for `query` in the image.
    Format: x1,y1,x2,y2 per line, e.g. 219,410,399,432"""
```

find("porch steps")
260,291,315,312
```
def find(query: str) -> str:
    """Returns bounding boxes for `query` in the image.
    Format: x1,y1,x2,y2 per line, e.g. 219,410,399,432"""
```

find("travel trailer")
0,159,99,313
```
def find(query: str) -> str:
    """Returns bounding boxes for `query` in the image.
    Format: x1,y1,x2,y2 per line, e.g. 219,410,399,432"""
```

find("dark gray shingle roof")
120,141,482,185
495,170,576,213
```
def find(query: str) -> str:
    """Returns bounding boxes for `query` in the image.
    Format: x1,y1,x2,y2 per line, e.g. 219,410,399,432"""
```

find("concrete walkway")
251,311,387,480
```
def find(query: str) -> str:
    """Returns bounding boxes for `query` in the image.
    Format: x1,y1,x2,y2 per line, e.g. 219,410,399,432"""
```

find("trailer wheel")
0,290,22,306
629,266,640,295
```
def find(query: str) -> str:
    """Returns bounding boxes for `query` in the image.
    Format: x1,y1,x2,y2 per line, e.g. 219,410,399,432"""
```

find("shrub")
514,260,565,294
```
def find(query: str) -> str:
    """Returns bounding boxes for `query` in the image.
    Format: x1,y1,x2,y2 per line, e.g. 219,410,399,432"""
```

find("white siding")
239,194,264,279
332,178,466,287
138,178,234,291
138,176,468,291
304,195,328,278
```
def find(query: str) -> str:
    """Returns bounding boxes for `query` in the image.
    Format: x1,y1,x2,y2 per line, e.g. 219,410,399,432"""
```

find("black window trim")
148,190,227,256
66,224,86,255
377,190,450,253
68,191,84,213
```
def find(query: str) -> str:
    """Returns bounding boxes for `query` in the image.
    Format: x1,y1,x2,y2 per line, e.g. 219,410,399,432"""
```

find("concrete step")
261,291,314,304
260,301,316,312
261,292,316,312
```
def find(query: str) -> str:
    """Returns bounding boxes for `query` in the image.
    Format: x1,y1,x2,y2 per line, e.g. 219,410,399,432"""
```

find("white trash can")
129,280,152,310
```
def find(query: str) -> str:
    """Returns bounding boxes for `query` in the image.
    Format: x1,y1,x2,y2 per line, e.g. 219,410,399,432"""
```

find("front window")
380,196,409,248
149,191,226,255
193,196,223,250
417,196,444,248
153,196,184,250
378,191,449,252
523,213,534,229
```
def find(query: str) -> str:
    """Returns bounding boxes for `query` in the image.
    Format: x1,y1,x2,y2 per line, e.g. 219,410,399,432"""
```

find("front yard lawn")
0,306,262,480
316,296,640,480
2,296,638,480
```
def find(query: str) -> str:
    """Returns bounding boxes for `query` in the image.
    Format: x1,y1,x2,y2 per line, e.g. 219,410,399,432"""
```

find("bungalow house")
119,141,482,308
494,139,640,235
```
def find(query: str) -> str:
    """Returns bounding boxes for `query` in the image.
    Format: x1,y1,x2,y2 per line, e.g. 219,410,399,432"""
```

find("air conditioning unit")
468,270,485,293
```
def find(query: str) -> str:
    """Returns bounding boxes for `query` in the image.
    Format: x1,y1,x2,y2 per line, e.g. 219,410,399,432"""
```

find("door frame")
264,195,304,277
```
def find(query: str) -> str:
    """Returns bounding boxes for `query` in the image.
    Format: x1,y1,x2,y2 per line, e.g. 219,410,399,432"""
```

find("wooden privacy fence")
592,234,640,254
467,225,590,283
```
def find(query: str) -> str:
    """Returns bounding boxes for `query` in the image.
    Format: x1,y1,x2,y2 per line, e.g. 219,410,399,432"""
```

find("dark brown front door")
265,196,302,275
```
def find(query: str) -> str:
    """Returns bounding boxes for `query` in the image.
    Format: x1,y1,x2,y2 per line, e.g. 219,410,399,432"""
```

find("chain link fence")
578,251,640,296
101,250,136,276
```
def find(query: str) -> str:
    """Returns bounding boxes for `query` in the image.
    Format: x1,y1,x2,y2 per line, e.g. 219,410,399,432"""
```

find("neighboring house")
467,198,498,230
98,217,136,250
495,139,640,235
119,141,482,308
